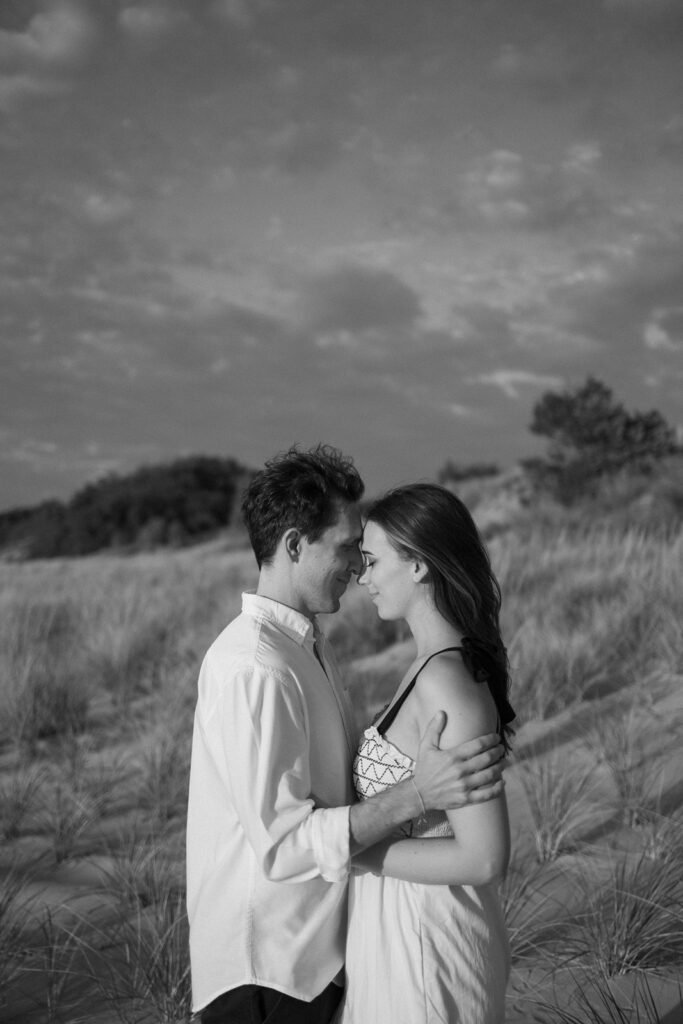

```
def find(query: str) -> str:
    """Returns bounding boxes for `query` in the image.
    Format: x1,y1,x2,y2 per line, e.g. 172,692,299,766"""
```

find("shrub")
526,377,678,503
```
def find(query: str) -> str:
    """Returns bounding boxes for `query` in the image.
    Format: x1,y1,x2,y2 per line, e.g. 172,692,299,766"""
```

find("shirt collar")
242,591,322,647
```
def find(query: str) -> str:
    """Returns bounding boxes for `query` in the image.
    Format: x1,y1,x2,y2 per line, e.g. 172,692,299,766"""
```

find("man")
186,445,505,1024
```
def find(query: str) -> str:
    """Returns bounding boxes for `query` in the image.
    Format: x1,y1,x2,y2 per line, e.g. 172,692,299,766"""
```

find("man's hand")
412,712,505,812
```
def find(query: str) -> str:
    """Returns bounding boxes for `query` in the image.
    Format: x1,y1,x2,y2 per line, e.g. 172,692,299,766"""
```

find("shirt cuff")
310,805,351,883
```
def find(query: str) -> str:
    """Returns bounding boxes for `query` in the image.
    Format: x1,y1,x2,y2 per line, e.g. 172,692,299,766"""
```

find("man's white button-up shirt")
186,592,358,1013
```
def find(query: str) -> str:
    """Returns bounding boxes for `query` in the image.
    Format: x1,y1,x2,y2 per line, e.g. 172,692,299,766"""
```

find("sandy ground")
2,634,682,1022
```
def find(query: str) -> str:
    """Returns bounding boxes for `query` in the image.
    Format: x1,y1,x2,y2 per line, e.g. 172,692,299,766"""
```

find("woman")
338,483,515,1024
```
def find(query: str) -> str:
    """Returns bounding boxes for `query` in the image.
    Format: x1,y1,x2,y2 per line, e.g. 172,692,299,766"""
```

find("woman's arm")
352,832,506,885
354,656,510,885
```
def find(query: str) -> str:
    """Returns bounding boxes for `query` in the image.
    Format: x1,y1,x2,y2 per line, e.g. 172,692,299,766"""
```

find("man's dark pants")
200,982,342,1024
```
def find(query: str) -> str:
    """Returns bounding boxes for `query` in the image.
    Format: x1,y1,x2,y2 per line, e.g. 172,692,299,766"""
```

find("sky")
2,0,683,510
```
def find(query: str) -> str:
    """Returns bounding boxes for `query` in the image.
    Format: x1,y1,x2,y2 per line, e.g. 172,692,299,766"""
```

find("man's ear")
283,528,302,562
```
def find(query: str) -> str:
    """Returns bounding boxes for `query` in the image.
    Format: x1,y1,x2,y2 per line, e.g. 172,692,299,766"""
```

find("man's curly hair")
241,444,364,568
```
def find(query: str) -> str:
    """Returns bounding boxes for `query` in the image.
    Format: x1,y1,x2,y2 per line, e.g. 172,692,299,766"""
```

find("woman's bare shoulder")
414,650,496,740
416,649,471,692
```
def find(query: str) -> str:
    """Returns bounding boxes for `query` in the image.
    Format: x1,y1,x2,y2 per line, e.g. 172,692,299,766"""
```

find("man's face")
295,501,363,619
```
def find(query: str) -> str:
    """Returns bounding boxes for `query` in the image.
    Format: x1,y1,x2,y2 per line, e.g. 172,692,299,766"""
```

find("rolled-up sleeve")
310,806,351,882
201,653,351,884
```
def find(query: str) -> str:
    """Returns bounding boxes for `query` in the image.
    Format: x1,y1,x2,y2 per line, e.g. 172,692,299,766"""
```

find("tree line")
439,376,680,501
1,378,680,559
0,456,253,559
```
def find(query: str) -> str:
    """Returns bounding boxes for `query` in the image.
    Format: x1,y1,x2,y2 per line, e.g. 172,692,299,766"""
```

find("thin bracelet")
410,778,426,817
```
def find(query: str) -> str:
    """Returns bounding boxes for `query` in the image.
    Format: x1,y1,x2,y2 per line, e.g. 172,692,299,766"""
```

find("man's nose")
349,547,364,576
354,559,368,584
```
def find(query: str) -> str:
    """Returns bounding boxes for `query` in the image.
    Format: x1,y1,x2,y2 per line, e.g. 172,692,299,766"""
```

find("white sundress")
337,648,510,1024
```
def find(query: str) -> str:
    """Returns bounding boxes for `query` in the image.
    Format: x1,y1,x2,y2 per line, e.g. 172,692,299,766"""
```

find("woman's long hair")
365,483,515,750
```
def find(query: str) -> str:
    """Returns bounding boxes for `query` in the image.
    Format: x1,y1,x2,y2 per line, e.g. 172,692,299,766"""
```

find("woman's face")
358,520,419,620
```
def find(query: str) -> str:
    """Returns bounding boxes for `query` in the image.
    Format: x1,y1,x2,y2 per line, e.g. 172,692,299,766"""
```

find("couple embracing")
186,444,515,1024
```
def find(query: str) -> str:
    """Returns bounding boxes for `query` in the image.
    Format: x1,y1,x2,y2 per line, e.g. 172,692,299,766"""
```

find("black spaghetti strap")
377,646,463,735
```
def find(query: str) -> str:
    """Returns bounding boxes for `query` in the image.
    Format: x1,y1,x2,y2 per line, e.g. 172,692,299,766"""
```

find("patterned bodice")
353,725,453,838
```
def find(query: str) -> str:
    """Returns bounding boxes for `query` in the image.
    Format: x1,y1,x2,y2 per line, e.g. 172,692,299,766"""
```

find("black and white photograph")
1,2,682,1022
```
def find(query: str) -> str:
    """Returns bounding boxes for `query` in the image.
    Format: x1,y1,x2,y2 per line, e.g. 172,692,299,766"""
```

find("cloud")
459,303,516,348
556,232,683,345
658,114,683,156
300,265,422,338
119,3,190,41
0,71,69,108
210,0,254,29
2,431,159,490
643,307,683,352
0,1,97,69
80,191,135,226
471,370,564,400
254,120,343,176
491,40,582,95
461,145,605,230
0,0,99,107
370,372,476,419
603,0,683,44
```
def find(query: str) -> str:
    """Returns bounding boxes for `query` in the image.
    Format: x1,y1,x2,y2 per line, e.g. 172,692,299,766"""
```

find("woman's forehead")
361,520,386,549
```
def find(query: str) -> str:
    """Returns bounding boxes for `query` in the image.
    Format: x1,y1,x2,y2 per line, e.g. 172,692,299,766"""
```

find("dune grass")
515,748,607,863
495,526,683,719
568,851,683,976
0,765,47,840
0,863,40,1006
0,521,681,1021
528,969,682,1023
586,702,666,828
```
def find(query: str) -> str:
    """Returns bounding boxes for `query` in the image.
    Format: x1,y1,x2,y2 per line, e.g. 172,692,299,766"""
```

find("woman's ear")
283,528,301,562
412,559,429,584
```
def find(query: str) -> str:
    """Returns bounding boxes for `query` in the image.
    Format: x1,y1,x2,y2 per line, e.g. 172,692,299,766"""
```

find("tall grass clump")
40,777,103,863
77,891,192,1024
586,703,665,827
0,764,46,839
136,727,191,824
568,851,683,976
639,809,683,862
501,859,572,965
529,969,682,1023
0,598,91,754
0,863,39,1005
81,580,181,708
516,747,606,862
97,831,185,910
28,907,85,1024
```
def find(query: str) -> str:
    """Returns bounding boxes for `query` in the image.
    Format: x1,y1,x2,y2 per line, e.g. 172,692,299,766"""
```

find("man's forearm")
348,778,421,853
